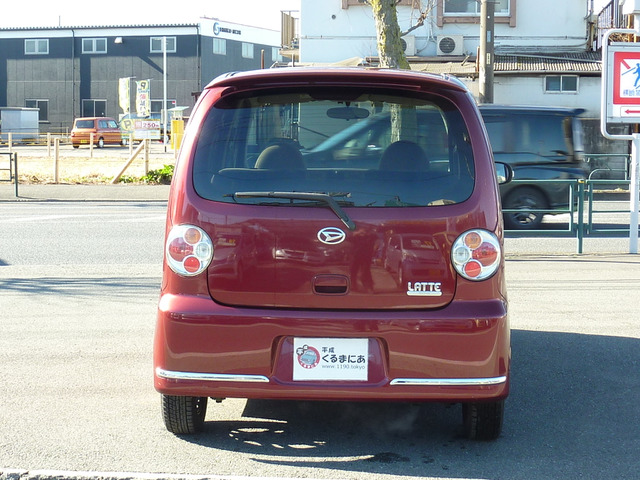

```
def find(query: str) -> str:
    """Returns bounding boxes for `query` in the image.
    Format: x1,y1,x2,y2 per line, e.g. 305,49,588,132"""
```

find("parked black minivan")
479,105,589,230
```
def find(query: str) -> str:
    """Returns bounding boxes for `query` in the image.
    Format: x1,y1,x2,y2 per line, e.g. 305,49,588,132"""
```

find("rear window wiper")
233,191,356,230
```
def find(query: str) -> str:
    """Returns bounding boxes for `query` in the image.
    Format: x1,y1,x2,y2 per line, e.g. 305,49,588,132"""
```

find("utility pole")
163,36,168,152
479,0,495,104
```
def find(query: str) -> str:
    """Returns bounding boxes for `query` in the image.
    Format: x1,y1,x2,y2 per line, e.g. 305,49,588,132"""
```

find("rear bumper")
154,293,510,402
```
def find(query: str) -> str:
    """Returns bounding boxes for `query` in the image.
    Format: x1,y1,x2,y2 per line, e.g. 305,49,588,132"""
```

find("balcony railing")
596,0,631,49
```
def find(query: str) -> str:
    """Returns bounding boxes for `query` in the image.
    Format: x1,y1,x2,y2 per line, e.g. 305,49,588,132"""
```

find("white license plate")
293,338,368,381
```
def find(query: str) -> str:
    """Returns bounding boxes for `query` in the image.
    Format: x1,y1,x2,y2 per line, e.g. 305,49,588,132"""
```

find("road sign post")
602,31,640,254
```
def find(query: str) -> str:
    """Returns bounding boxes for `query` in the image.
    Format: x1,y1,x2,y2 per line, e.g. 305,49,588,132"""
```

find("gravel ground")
1,143,177,183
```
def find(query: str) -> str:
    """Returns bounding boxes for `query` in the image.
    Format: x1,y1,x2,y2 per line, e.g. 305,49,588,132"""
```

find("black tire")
503,187,547,230
72,145,79,149
98,137,105,148
161,394,207,434
462,400,504,441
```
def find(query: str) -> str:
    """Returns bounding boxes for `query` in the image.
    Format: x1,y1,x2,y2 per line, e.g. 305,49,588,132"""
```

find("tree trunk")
369,0,410,70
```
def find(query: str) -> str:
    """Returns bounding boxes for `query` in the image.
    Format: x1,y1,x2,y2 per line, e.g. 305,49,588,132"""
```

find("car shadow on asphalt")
178,329,640,479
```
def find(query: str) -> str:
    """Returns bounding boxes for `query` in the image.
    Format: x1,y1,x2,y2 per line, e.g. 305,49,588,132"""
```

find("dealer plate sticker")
293,338,368,381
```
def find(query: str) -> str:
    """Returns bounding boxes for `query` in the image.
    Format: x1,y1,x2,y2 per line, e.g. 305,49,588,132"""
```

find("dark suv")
479,105,589,230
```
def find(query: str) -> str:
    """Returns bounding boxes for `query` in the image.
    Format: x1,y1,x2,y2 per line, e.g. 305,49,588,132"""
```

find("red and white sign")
607,46,640,123
613,51,640,111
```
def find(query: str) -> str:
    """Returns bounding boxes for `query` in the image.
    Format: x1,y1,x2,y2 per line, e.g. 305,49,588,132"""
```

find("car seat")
254,143,305,170
379,141,429,172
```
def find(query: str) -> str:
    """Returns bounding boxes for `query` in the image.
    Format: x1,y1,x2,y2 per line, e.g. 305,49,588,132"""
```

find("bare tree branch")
402,10,428,36
400,0,436,37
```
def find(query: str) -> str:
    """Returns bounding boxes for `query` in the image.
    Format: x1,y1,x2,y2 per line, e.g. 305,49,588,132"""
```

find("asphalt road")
1,201,640,480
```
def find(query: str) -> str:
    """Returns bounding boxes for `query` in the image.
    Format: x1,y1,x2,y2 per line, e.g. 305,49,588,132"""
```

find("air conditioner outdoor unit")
402,35,416,56
437,35,464,56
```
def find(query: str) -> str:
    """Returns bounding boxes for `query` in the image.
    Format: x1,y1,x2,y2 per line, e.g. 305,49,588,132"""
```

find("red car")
154,68,512,440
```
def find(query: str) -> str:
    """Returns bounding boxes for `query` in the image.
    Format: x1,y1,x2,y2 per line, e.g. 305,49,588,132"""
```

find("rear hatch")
191,74,478,310
207,207,456,310
71,119,97,142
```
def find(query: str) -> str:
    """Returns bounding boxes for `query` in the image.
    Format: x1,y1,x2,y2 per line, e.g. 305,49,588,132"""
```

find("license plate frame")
292,337,368,381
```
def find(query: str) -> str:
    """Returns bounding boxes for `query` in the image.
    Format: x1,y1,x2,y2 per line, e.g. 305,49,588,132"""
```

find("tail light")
165,225,213,276
451,229,501,281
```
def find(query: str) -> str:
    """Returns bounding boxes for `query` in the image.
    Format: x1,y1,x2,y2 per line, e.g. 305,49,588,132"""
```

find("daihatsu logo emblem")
318,227,346,245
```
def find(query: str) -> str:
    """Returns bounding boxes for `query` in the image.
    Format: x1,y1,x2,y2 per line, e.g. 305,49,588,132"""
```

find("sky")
0,0,616,31
0,0,300,30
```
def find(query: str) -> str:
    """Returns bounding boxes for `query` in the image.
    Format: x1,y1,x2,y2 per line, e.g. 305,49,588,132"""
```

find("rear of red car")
154,68,510,440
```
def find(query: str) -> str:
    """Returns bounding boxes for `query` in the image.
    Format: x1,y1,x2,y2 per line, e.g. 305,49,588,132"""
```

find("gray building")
0,18,281,134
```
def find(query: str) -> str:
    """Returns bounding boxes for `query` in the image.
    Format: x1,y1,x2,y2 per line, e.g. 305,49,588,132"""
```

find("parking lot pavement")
2,183,638,255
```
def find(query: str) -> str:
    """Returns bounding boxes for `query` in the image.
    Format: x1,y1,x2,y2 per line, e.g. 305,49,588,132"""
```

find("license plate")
293,338,368,381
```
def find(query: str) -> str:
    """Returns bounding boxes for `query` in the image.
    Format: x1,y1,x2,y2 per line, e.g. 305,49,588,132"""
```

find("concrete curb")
0,184,171,203
0,470,319,480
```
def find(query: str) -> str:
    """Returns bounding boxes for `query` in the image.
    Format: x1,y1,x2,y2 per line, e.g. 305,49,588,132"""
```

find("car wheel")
161,394,207,434
503,187,547,230
462,399,504,441
121,137,128,146
98,137,105,148
73,145,79,149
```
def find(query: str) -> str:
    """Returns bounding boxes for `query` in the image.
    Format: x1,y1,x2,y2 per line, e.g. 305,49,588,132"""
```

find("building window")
242,42,254,59
25,99,49,122
272,47,281,62
82,38,107,54
151,99,177,115
150,37,176,53
545,75,579,93
444,0,509,14
342,0,418,7
437,0,516,27
82,99,107,117
213,38,226,55
25,39,49,55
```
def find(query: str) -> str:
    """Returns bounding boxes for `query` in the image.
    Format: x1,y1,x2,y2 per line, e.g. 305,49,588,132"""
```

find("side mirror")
495,162,513,185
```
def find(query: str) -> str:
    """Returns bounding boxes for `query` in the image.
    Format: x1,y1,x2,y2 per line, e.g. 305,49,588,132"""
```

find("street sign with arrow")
607,44,640,123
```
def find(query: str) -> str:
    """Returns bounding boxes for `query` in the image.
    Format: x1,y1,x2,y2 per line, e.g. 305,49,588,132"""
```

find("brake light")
165,225,213,276
452,229,501,281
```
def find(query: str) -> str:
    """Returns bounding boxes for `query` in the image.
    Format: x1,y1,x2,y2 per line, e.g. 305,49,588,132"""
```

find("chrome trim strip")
156,367,269,383
390,376,507,387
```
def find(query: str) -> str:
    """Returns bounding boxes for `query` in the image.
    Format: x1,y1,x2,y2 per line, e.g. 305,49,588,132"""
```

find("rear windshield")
193,87,475,207
75,120,95,128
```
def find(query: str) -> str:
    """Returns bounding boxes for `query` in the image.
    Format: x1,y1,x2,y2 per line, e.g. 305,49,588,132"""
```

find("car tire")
462,399,504,441
161,394,207,434
503,187,547,230
73,145,79,149
98,137,105,148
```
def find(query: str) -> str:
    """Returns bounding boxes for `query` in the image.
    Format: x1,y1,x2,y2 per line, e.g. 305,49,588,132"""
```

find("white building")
297,0,602,116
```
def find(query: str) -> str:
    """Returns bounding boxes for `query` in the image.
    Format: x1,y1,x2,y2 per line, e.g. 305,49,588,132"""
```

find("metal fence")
503,178,636,253
585,153,630,181
0,152,18,197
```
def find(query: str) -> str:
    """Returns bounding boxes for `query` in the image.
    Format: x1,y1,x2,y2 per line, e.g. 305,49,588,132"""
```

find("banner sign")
136,80,150,117
118,78,130,115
